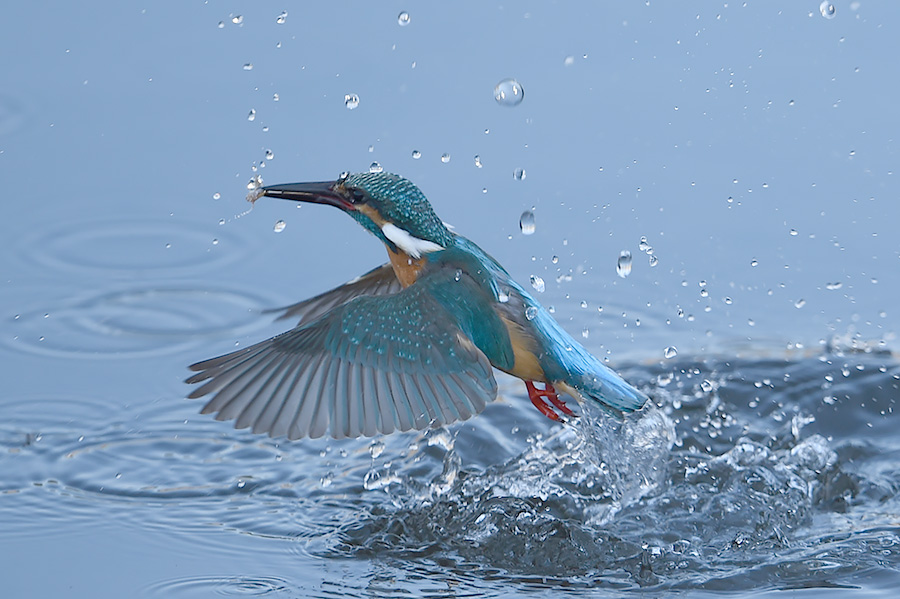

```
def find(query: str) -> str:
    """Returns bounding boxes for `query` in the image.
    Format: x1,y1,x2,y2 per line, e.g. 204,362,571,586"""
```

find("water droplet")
530,275,545,293
218,218,226,225
246,174,263,190
582,328,590,339
368,440,385,458
212,238,219,245
369,162,383,173
649,255,659,267
217,21,225,29
398,11,410,26
493,78,524,107
513,167,526,180
344,94,360,110
497,289,509,303
440,153,451,163
231,15,243,24
790,228,798,236
524,306,538,321
750,258,759,267
664,346,678,359
639,236,652,252
616,250,633,278
724,296,733,305
795,298,806,309
247,109,256,121
474,155,482,168
212,192,221,200
242,63,253,71
273,93,279,102
580,300,588,308
826,281,843,290
276,10,288,24
564,55,575,66
265,149,274,160
819,1,836,19
519,210,535,235
411,150,421,159
273,220,286,233
551,255,558,264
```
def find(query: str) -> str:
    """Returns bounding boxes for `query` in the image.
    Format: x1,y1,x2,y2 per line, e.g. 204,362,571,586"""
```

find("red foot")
525,381,575,421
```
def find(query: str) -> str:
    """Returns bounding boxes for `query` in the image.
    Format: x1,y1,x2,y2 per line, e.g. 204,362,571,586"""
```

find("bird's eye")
349,189,367,204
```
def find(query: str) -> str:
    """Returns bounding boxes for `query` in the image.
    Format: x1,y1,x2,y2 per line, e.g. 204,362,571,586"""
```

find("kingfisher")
187,172,648,439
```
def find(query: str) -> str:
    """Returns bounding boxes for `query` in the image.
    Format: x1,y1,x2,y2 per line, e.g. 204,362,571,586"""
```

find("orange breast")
498,316,546,382
387,248,426,288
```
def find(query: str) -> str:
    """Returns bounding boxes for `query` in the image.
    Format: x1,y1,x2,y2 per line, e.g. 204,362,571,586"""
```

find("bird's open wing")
187,279,497,440
265,263,402,324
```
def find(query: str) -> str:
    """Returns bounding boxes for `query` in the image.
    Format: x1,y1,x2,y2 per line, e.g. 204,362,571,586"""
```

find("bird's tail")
569,364,648,416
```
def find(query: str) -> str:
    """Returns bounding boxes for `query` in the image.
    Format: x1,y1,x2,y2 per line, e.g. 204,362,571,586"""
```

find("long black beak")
256,181,354,211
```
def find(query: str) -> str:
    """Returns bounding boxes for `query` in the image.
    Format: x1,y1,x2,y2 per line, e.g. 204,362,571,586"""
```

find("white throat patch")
381,223,444,258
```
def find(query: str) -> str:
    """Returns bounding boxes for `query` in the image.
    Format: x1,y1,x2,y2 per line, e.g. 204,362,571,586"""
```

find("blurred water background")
2,2,899,597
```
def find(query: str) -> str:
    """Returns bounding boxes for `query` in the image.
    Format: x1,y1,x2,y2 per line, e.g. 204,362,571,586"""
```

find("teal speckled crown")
343,172,455,247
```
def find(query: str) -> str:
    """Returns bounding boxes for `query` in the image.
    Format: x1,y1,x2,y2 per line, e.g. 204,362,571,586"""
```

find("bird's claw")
525,381,576,422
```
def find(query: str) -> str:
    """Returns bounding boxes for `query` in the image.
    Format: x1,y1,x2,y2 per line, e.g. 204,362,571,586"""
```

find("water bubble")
493,78,524,107
616,250,633,278
273,220,286,233
369,162,383,173
411,150,421,159
440,153,451,163
664,346,678,359
276,10,287,24
344,94,359,110
513,167,526,180
398,11,410,26
819,1,836,19
474,155,483,168
247,109,256,121
519,210,536,235
524,306,538,320
530,275,545,293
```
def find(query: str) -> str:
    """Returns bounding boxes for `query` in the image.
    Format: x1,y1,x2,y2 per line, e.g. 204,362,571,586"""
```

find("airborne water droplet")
273,220,286,233
474,155,482,168
494,78,524,107
231,15,243,24
639,236,652,252
795,298,806,309
616,250,633,278
276,10,288,24
819,1,836,19
344,94,360,110
411,150,421,159
664,346,678,359
242,63,253,71
530,275,545,293
525,306,538,320
519,210,535,235
265,149,274,160
247,109,256,121
440,153,451,163
513,167,526,180
398,11,410,26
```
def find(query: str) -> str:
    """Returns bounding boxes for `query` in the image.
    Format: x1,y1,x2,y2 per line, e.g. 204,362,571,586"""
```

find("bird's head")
255,172,454,258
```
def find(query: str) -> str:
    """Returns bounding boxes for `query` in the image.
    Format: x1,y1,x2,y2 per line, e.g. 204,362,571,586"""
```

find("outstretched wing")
187,278,498,440
265,263,402,324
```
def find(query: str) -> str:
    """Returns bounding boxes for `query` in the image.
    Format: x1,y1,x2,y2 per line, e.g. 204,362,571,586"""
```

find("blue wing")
187,277,497,440
265,262,402,324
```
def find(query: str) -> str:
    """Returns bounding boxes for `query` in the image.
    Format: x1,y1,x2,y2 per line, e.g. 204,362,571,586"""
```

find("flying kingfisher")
187,172,647,439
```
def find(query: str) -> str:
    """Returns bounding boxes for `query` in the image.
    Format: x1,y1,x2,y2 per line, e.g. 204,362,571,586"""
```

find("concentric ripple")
143,575,293,598
16,216,249,276
6,285,271,359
